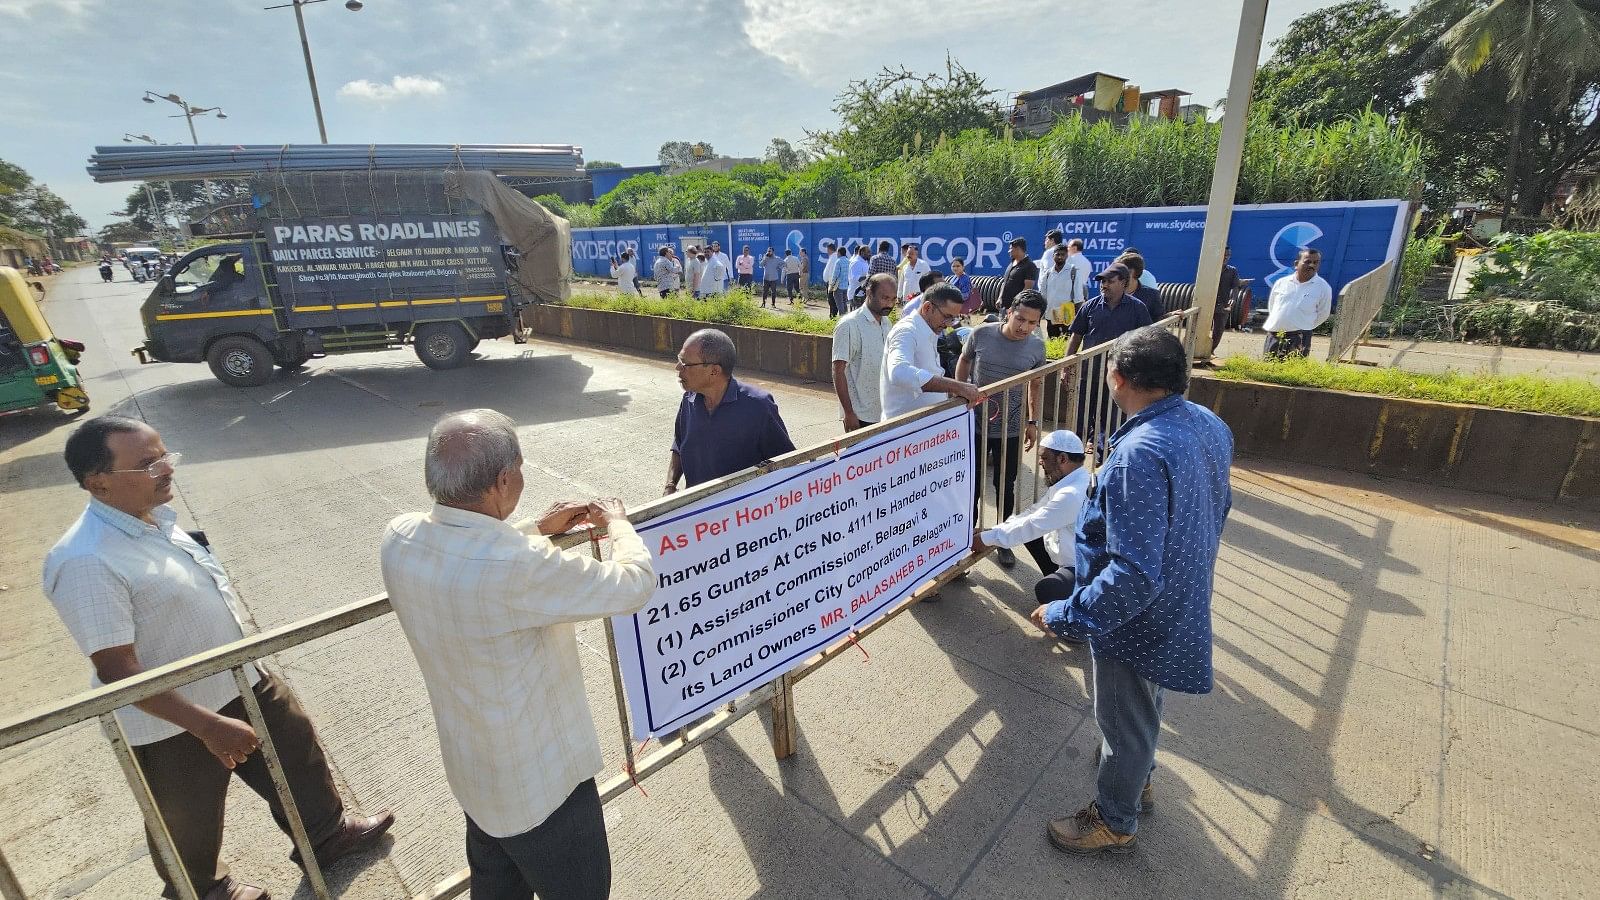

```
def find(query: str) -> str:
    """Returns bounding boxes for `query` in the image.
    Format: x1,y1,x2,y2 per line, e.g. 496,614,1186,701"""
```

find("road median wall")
530,303,1599,507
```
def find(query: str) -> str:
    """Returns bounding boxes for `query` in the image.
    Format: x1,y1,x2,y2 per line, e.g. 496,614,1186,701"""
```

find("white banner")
614,407,976,739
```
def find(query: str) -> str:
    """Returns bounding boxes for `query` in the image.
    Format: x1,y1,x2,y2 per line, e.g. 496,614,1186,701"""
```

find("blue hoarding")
571,200,1410,300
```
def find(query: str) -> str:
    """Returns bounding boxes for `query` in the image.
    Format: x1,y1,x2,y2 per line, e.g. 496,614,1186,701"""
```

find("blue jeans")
1093,653,1163,835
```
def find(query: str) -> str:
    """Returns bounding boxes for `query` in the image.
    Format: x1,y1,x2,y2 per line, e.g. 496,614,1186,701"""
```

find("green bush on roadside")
1211,354,1600,417
562,290,838,336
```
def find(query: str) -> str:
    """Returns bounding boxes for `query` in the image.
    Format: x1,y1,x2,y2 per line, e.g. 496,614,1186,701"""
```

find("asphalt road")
2,265,1596,899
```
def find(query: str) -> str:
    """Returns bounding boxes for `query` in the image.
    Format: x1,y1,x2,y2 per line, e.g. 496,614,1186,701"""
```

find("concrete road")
2,265,1597,899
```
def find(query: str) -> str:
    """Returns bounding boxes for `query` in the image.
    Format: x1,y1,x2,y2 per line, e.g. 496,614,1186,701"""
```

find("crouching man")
381,409,655,899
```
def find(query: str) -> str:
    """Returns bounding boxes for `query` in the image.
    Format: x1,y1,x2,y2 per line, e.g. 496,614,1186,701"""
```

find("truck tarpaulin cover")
251,169,569,308
447,170,571,305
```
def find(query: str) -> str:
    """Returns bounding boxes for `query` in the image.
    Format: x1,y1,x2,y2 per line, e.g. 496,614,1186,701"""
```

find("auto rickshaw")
0,266,89,417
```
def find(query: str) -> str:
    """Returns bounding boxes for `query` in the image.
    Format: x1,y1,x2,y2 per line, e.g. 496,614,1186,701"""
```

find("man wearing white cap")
970,429,1089,617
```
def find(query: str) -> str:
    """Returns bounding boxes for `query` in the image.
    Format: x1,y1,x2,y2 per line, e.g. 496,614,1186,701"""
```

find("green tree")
97,221,153,245
0,158,87,240
584,160,623,170
657,140,716,171
809,56,1004,167
1253,0,1426,123
1394,0,1600,217
763,138,808,171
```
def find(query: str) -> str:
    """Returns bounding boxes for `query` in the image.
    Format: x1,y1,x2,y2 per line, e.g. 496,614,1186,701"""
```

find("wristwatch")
1026,419,1039,426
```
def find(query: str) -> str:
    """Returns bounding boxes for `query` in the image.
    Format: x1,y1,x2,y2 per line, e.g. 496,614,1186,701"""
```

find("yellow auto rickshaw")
0,266,88,417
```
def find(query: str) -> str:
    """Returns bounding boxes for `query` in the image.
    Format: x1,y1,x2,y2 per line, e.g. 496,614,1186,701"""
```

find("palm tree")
1394,0,1600,219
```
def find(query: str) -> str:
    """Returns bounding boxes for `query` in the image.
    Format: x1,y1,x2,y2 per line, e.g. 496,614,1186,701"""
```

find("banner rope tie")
624,737,651,797
846,629,870,662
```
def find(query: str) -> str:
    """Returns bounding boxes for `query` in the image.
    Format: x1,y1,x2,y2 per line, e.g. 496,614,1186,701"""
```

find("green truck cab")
132,170,568,387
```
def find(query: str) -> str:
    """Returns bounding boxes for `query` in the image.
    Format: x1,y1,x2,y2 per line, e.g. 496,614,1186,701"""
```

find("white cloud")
338,75,446,103
0,0,94,18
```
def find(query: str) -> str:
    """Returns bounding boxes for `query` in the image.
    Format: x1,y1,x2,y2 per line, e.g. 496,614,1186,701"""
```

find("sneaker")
1047,802,1136,855
997,548,1016,568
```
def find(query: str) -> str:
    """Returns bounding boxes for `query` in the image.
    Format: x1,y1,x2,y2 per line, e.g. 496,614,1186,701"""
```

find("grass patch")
1211,355,1600,417
562,289,839,336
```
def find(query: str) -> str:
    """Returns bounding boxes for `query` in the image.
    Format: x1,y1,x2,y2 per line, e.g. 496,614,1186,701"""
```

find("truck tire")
414,322,472,370
207,336,275,387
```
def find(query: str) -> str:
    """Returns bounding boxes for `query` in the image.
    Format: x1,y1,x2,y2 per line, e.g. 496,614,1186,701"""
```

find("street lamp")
140,91,226,145
264,0,365,144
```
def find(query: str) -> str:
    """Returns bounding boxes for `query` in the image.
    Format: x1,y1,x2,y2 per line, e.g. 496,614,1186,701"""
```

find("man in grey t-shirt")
956,291,1048,568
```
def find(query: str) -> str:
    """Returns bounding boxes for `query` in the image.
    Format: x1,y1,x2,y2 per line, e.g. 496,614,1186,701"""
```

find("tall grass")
577,110,1423,226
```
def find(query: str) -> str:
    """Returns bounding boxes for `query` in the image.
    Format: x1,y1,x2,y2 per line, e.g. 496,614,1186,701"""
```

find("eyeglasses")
108,451,182,478
675,358,716,369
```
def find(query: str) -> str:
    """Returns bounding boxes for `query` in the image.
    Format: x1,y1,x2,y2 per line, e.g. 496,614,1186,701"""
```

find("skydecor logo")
1145,219,1205,231
1267,221,1323,284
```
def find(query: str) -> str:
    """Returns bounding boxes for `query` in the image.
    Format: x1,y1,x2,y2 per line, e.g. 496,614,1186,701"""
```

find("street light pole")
266,0,364,144
292,0,330,144
1190,0,1270,360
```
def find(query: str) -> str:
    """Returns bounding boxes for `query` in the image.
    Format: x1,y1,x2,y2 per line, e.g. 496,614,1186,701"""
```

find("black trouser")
1034,566,1076,605
1211,306,1231,352
133,672,346,899
1075,355,1118,449
1023,537,1057,576
827,288,844,317
1265,329,1312,358
466,779,610,900
737,273,754,288
785,272,800,299
975,433,1023,523
762,280,780,304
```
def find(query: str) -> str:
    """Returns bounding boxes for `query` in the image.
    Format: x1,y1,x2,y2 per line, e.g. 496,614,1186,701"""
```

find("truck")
133,169,570,387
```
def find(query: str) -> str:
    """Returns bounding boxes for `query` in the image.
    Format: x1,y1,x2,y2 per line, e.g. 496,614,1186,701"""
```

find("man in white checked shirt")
42,416,393,900
381,409,654,900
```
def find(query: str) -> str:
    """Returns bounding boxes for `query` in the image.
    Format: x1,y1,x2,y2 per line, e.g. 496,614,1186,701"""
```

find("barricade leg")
769,673,798,760
101,713,202,900
230,667,331,900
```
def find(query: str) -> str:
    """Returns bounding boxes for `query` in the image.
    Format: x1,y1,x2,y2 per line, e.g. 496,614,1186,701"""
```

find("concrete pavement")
1,265,1596,899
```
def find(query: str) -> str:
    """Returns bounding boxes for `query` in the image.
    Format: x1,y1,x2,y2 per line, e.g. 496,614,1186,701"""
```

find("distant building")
1009,72,1200,136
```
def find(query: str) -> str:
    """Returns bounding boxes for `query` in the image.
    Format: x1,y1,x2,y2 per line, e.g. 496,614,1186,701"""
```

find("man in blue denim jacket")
1033,326,1233,854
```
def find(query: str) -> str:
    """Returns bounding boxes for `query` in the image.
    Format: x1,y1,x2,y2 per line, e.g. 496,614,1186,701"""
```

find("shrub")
1455,301,1600,352
1467,230,1600,312
560,290,838,336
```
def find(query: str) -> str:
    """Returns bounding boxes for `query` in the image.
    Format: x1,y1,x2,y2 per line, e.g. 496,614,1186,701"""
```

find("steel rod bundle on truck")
120,168,571,386
86,143,586,182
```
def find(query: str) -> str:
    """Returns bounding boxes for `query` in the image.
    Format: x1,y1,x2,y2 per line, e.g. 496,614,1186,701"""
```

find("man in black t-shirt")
996,237,1038,313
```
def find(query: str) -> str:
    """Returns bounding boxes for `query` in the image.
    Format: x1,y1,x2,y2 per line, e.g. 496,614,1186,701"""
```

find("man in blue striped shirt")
1035,326,1233,855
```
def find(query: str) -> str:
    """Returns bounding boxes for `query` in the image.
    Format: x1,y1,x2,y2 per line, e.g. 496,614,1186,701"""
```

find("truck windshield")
175,255,220,286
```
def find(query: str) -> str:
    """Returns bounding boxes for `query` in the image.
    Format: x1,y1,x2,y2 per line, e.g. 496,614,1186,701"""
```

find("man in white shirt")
832,272,895,430
897,243,931,300
970,429,1089,626
1262,247,1332,358
1037,228,1066,273
44,416,392,900
1065,238,1094,306
847,245,872,309
686,248,705,299
700,249,730,297
381,409,653,900
708,241,733,294
609,250,638,296
880,283,985,420
1036,244,1077,337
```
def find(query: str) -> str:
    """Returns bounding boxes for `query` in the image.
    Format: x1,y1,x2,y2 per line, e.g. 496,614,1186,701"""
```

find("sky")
1,0,1344,230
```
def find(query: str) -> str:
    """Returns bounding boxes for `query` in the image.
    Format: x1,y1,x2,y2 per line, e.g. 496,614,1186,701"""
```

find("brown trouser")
131,671,345,898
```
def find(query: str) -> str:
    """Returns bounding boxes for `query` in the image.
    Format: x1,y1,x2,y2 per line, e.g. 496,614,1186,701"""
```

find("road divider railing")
0,309,1198,900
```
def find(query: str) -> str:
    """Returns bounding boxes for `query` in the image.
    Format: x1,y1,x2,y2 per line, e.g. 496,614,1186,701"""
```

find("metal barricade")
0,309,1198,900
